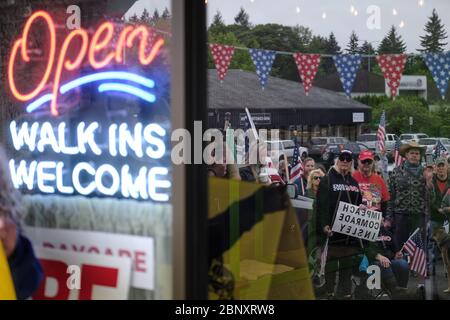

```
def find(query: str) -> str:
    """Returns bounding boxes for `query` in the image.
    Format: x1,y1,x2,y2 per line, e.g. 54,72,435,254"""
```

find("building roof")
208,69,370,111
314,69,386,93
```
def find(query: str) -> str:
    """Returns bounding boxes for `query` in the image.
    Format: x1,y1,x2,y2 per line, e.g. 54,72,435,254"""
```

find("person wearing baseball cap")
353,150,390,214
316,148,368,299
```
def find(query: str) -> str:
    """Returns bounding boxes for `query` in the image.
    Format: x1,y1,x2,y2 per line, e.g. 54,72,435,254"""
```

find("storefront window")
1,0,173,300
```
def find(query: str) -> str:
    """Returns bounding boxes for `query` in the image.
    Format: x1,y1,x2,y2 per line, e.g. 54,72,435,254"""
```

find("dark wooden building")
208,69,372,142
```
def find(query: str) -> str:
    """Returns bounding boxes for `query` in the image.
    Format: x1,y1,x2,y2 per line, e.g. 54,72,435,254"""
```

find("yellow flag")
0,244,16,300
208,177,314,300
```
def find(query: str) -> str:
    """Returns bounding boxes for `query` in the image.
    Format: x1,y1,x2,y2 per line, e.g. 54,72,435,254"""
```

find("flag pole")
283,153,290,183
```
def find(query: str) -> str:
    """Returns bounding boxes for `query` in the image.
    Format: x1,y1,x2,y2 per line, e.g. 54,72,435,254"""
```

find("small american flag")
376,111,386,153
289,144,304,184
394,139,404,167
433,140,449,161
403,228,427,277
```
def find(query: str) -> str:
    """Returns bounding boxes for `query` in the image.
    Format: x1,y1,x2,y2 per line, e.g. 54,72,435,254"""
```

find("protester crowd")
206,136,450,300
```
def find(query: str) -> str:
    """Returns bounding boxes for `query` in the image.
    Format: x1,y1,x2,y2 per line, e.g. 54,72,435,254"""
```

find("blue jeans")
378,259,409,288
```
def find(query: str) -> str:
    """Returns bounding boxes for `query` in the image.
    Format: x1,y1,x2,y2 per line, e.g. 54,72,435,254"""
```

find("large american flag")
376,111,386,153
394,139,404,167
403,228,427,277
289,144,304,184
433,140,449,161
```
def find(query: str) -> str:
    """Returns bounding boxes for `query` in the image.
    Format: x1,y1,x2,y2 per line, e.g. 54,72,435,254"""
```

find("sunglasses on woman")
361,159,373,165
313,176,322,181
338,154,352,162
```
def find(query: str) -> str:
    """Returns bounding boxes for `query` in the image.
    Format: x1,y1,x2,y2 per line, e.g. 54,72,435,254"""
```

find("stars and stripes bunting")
423,52,450,100
376,54,407,99
333,54,362,98
376,111,386,154
249,49,277,89
210,44,235,82
293,53,321,96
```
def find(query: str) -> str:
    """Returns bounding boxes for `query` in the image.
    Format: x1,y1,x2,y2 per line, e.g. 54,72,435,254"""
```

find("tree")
377,25,406,54
234,7,250,28
162,7,171,20
152,9,160,22
346,31,359,54
128,13,139,24
419,8,448,53
323,32,341,74
359,41,376,71
209,10,226,34
140,9,151,25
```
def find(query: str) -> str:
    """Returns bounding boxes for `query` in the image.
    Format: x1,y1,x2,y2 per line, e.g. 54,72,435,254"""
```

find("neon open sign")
7,11,171,202
8,11,164,116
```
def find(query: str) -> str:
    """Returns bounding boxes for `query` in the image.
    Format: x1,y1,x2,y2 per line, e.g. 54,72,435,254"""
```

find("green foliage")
234,7,250,28
356,95,443,136
346,31,360,54
440,126,450,138
378,25,406,54
419,8,448,53
359,41,376,71
207,32,255,72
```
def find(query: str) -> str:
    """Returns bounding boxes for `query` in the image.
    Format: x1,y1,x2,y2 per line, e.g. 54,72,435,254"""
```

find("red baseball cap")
359,150,374,161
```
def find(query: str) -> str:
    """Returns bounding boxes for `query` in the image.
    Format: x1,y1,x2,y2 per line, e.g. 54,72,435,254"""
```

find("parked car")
308,136,349,160
357,133,400,154
321,142,369,170
265,140,308,163
400,133,429,144
418,137,450,155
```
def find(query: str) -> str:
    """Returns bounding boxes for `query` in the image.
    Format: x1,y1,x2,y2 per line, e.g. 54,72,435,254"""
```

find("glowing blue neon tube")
98,83,156,103
26,94,53,113
60,71,155,94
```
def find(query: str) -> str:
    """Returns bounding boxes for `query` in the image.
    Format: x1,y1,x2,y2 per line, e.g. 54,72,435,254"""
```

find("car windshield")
417,134,428,139
357,135,377,142
335,138,348,143
441,138,450,144
311,138,327,145
401,135,413,140
418,138,437,145
344,143,360,153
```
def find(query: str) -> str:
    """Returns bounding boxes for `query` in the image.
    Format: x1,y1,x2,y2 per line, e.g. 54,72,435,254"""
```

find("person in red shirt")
353,150,390,216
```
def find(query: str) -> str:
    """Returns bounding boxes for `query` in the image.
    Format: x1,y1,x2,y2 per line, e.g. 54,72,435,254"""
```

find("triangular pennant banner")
210,44,235,82
249,49,277,89
333,54,362,98
423,52,450,100
293,53,321,96
376,54,407,99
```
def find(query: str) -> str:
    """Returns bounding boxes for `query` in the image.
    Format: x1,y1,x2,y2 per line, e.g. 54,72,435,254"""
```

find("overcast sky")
126,0,450,53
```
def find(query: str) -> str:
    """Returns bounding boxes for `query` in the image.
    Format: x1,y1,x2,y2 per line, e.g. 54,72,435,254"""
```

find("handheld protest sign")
0,244,16,300
331,201,382,242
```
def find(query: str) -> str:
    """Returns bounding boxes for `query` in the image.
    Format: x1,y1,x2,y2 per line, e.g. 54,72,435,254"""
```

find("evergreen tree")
209,11,226,33
162,7,171,20
140,9,151,24
419,8,448,53
234,7,250,27
129,13,139,24
346,30,360,54
152,9,160,22
323,32,341,74
377,25,406,54
359,41,376,71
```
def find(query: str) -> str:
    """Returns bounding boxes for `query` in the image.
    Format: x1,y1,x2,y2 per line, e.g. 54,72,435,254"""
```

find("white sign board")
32,247,131,300
24,227,155,290
352,113,365,123
331,201,382,242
